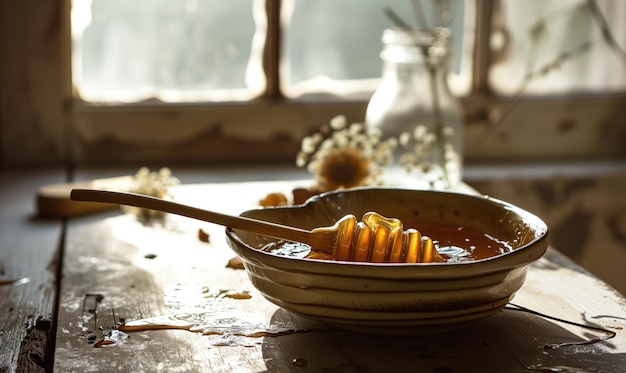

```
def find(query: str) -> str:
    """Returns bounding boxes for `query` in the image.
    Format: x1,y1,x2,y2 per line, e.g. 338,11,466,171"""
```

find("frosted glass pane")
284,0,469,97
72,0,263,102
490,0,626,95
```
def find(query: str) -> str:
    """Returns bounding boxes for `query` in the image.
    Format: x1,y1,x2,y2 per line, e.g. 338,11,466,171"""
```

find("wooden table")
2,170,626,372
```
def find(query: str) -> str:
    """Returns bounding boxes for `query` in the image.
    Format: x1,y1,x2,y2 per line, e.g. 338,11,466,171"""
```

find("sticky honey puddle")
118,283,299,347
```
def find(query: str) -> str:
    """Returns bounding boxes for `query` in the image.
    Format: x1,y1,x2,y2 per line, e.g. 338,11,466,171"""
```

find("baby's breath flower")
333,131,350,148
399,132,411,146
348,123,362,136
329,115,347,130
423,133,436,144
296,151,308,167
369,127,382,139
442,126,455,137
301,136,319,154
413,125,428,140
397,124,459,189
123,167,180,219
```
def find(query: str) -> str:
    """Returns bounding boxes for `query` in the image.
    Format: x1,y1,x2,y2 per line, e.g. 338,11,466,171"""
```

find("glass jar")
365,27,463,189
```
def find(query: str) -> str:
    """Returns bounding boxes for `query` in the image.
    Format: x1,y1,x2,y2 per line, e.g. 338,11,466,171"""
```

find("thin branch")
411,0,429,29
586,0,626,62
505,303,617,349
383,7,413,29
487,41,593,131
437,0,454,27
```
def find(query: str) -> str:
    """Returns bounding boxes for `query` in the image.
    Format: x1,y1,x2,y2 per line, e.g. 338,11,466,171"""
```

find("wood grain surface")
53,181,626,372
0,169,65,372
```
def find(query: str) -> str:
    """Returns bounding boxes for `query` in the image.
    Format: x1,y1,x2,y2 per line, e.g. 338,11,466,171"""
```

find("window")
72,0,263,102
72,0,625,103
490,0,626,95
2,1,624,165
63,0,625,165
71,0,471,103
275,0,471,98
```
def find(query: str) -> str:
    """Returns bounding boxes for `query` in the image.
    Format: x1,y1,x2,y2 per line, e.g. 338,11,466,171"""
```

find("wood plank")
0,168,65,372
54,181,299,372
55,180,626,372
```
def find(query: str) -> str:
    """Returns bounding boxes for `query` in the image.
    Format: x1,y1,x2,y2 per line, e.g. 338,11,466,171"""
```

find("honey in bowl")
261,212,514,264
417,223,514,262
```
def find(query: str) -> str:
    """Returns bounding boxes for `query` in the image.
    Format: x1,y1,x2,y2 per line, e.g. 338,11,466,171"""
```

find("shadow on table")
262,307,625,372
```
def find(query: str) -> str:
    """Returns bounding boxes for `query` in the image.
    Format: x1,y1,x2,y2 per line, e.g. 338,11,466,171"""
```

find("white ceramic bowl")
225,188,549,335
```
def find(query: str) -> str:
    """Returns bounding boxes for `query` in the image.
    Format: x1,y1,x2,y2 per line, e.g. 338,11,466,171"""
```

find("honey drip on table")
117,284,301,347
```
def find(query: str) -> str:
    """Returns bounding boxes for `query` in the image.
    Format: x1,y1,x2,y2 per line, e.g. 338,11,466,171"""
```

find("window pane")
283,0,471,98
72,0,263,102
490,0,626,95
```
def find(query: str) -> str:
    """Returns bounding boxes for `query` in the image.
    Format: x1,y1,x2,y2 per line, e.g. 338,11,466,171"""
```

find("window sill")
66,93,626,165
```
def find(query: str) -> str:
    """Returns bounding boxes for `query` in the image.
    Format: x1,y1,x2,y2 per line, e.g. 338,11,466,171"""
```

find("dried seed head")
296,115,397,190
317,147,371,190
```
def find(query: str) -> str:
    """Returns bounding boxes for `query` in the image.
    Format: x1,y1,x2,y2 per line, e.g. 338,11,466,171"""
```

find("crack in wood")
16,321,49,373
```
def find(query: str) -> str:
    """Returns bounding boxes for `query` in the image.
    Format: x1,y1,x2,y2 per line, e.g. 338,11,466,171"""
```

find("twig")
486,40,593,133
383,7,413,29
484,0,625,136
436,0,455,27
587,0,626,62
411,0,429,29
426,61,451,188
505,303,617,349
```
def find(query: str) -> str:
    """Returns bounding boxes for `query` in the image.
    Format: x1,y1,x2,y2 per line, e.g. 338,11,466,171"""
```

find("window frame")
1,0,624,166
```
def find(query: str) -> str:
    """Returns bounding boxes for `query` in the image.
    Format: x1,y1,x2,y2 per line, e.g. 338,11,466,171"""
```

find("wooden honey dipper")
70,189,442,264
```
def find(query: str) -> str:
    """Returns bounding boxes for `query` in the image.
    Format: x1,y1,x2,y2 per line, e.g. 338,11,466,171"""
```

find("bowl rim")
225,187,549,274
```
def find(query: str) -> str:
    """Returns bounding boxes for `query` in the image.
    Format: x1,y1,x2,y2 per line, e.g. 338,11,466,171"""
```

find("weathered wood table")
2,169,626,372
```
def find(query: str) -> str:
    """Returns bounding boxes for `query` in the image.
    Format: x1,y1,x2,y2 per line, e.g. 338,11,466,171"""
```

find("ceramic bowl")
225,188,549,335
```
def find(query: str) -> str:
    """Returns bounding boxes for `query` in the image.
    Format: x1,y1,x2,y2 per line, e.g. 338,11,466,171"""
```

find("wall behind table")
468,170,626,296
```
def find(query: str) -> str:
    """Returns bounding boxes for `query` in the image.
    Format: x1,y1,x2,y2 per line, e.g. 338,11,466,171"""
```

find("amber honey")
262,222,513,263
415,223,513,262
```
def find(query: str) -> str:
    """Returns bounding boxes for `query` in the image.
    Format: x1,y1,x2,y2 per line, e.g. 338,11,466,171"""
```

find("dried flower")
396,124,458,189
259,192,288,207
296,115,396,190
123,167,180,219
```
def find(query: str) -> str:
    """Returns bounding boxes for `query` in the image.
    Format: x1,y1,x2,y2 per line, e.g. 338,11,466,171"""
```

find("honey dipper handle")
70,189,321,248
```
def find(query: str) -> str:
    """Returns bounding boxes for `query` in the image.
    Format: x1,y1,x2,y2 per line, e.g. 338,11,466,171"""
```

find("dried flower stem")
425,58,451,188
385,6,454,188
587,0,626,61
383,7,412,29
488,0,625,132
492,41,592,129
411,0,429,29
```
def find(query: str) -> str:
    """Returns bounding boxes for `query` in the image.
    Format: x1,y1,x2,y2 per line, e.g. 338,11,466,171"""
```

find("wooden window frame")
1,0,624,166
